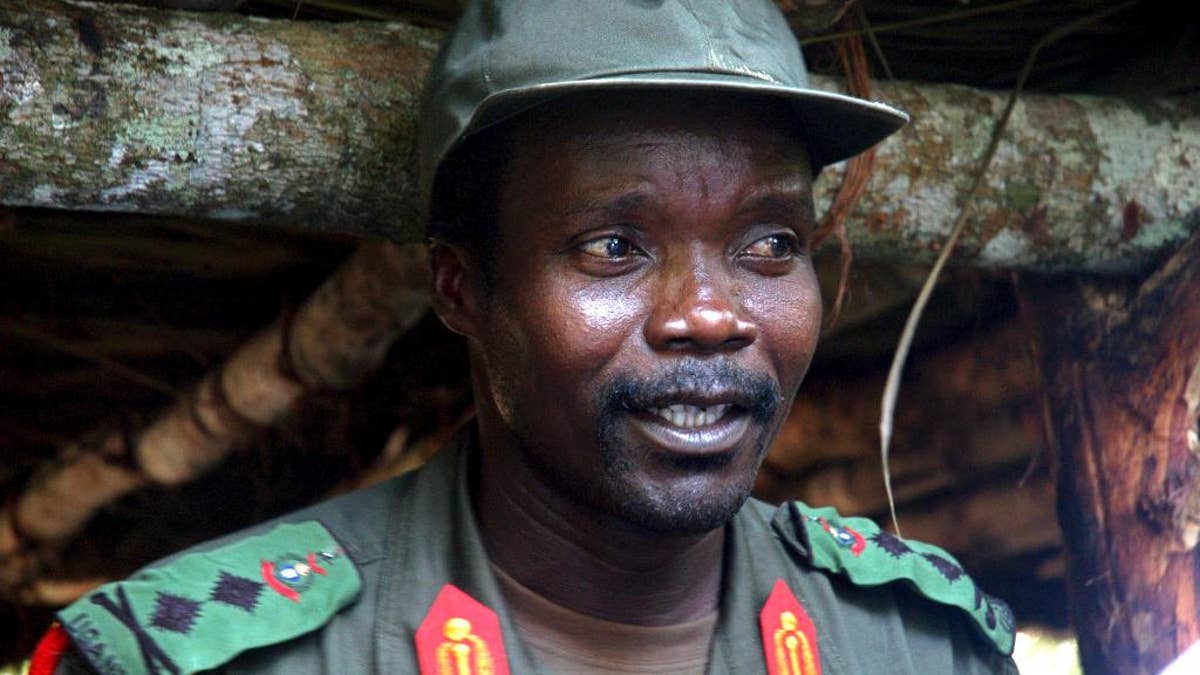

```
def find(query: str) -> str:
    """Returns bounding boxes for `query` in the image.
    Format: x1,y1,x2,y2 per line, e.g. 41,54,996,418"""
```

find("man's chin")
607,476,755,536
597,421,773,535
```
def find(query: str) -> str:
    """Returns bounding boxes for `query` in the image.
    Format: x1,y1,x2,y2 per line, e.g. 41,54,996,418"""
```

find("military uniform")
44,429,1019,674
33,5,1015,671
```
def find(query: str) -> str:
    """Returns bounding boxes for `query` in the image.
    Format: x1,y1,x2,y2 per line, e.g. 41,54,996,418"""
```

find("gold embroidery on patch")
773,611,817,675
436,617,494,675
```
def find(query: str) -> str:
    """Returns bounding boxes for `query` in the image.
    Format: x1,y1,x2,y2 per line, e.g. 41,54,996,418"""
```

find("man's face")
464,93,821,535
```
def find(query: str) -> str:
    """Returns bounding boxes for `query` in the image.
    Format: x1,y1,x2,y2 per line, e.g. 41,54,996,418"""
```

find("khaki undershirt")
491,564,717,674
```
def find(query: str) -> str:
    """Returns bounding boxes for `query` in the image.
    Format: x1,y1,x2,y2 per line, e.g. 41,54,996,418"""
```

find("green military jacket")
54,431,1019,674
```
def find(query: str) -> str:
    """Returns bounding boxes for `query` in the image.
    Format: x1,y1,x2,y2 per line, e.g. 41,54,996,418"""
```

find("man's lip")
629,389,757,411
624,407,753,458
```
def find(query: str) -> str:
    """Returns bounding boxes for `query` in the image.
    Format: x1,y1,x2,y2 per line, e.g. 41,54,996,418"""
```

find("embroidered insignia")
974,586,1015,632
921,552,964,582
416,584,511,675
56,521,361,675
91,585,180,673
775,502,1017,656
870,530,911,558
149,593,203,634
209,572,264,612
262,548,343,602
809,515,866,556
759,579,821,675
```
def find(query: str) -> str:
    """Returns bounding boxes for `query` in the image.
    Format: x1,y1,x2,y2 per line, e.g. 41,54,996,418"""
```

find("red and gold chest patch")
760,579,821,675
416,583,511,675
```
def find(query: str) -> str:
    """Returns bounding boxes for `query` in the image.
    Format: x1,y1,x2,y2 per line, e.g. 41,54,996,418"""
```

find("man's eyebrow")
736,190,815,222
564,190,653,220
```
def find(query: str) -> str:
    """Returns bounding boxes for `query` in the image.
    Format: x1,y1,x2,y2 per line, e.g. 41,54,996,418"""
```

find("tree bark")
1024,231,1200,675
0,240,430,595
0,0,441,241
2,0,1197,271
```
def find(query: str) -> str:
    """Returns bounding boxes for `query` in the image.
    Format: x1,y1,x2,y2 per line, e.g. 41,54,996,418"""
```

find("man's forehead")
500,91,813,199
510,90,808,151
558,179,815,219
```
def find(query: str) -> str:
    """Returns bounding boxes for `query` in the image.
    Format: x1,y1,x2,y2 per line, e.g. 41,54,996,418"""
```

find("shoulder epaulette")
56,521,361,675
773,501,1016,656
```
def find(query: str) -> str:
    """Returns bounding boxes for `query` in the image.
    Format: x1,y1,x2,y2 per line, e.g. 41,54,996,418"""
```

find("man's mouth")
650,403,733,429
623,399,752,459
597,359,780,459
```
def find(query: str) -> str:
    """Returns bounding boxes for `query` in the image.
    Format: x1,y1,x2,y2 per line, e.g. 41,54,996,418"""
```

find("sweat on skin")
430,91,822,628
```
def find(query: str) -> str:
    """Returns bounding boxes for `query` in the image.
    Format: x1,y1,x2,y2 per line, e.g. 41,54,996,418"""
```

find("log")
0,240,430,593
854,84,1199,274
761,320,1041,484
892,479,1060,566
2,0,1197,272
756,319,1060,559
762,411,1041,518
1025,229,1200,675
0,0,441,241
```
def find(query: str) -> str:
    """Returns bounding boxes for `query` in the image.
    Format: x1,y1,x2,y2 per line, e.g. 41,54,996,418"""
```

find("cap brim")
463,72,909,170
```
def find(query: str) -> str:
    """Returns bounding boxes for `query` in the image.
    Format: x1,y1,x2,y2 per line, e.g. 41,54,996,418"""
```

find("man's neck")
472,431,726,626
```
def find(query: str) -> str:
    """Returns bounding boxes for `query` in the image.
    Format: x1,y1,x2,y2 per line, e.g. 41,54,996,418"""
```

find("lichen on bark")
2,0,1197,273
1,0,439,239
812,76,1200,274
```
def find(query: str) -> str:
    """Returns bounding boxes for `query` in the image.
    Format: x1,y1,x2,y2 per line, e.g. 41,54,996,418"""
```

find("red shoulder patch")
416,583,511,675
30,623,71,675
760,579,821,675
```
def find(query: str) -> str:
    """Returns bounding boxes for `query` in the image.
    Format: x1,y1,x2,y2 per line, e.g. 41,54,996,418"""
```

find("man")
37,1,1019,673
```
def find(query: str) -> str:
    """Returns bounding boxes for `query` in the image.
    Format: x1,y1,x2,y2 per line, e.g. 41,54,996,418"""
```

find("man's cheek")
747,278,820,338
535,288,643,369
572,286,644,336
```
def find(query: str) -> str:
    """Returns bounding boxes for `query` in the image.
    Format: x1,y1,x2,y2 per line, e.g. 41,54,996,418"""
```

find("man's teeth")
652,404,731,428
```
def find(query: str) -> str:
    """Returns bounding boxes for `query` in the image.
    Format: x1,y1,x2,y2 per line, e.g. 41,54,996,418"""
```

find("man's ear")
429,240,485,339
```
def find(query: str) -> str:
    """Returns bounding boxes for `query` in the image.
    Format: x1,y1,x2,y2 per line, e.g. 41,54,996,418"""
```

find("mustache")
597,358,782,423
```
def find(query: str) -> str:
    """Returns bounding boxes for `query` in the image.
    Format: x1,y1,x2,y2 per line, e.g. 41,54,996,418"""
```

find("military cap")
417,0,909,211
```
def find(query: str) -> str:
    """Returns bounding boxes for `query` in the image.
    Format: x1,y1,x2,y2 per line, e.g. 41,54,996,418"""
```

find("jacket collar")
372,425,795,674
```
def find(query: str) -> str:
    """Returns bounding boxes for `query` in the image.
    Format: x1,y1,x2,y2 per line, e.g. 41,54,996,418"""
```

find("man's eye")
742,233,799,259
578,236,635,259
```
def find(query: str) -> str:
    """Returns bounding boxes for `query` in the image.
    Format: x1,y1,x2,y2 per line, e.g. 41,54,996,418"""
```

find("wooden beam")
0,0,441,241
2,0,1197,271
1024,231,1200,674
893,479,1059,565
0,241,430,593
761,320,1041,481
756,319,1060,564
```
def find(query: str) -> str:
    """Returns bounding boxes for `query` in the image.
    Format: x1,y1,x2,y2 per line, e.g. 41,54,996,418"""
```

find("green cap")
417,0,908,212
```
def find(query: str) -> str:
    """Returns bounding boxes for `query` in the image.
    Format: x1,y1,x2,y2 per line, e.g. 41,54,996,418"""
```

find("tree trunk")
2,0,1197,271
1024,232,1200,674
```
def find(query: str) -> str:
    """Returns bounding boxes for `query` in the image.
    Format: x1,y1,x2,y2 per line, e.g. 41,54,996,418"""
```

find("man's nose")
644,264,758,353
